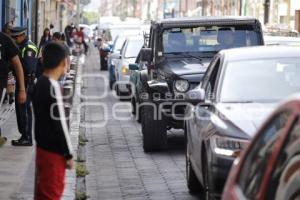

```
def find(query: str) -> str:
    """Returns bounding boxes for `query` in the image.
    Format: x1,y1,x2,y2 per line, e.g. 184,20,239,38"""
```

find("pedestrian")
53,32,71,86
10,26,38,146
38,28,52,55
0,31,27,145
77,27,88,54
64,24,73,47
32,42,73,200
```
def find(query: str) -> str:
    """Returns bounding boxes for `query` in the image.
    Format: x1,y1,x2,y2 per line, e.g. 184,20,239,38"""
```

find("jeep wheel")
141,104,167,152
131,97,136,115
186,135,202,193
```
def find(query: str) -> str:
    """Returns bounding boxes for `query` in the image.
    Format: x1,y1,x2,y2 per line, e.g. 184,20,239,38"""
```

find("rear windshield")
163,25,261,54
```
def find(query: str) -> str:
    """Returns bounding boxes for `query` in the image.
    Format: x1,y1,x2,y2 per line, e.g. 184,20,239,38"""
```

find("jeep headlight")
211,135,249,157
174,80,189,93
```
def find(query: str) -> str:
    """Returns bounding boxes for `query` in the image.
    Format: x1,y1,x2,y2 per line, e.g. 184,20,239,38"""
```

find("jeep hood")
160,57,212,76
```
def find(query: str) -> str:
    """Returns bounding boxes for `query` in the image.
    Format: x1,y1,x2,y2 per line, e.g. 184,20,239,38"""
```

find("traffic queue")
98,17,300,200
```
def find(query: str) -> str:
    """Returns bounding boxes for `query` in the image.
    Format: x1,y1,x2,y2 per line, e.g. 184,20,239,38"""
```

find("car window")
267,117,300,200
237,111,292,199
162,26,261,54
114,37,126,52
205,58,221,100
201,55,219,88
124,39,144,59
220,58,300,103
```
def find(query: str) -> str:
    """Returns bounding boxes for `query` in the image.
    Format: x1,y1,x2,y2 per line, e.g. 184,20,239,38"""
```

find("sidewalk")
0,55,82,200
0,105,34,200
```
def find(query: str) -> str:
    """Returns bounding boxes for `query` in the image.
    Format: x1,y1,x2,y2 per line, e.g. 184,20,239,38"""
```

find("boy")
32,42,73,200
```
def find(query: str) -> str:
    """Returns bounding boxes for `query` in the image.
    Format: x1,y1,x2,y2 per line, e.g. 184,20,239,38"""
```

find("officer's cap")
10,26,27,37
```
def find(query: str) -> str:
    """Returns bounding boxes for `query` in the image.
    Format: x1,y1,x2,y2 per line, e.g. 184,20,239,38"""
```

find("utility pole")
76,0,80,26
264,0,270,25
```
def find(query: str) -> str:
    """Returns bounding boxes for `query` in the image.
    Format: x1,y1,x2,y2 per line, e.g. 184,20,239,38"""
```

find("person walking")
10,26,38,146
0,31,27,145
38,28,52,55
32,42,73,200
77,27,88,54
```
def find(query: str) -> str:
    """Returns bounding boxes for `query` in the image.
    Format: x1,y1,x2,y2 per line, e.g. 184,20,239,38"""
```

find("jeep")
138,17,264,152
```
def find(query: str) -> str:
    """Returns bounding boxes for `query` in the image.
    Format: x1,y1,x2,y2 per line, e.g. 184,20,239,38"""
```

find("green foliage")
75,192,89,200
76,163,89,177
80,11,98,25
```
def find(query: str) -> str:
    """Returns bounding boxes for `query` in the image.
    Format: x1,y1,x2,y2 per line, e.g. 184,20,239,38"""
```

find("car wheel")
141,104,167,152
203,153,213,200
131,97,136,115
186,135,202,193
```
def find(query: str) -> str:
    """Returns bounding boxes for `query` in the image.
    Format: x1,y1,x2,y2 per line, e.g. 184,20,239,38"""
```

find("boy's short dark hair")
53,32,62,40
42,42,67,69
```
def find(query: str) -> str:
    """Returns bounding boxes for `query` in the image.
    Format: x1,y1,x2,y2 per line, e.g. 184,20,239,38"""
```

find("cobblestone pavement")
83,49,201,200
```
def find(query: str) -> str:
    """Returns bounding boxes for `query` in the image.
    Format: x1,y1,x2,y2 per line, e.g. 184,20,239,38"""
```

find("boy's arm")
50,79,73,160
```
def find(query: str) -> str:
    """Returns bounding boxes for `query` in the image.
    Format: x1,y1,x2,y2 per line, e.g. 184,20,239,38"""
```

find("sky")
84,0,100,12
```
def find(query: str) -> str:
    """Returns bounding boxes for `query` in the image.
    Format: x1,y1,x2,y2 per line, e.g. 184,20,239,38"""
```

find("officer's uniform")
10,27,38,146
0,32,19,140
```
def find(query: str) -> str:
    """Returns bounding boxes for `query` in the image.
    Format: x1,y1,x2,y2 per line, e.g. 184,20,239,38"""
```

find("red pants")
35,147,66,200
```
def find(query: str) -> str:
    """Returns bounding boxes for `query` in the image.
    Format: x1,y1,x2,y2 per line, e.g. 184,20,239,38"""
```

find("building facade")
1,0,75,44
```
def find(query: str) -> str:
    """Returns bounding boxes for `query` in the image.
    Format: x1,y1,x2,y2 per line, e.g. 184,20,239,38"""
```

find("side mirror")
103,47,111,53
129,63,139,70
185,88,205,103
140,48,152,63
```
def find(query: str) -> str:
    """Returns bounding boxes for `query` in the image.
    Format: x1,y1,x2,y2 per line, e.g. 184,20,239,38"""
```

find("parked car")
108,35,132,89
129,53,147,122
184,46,300,199
114,36,144,97
264,35,300,46
138,17,264,152
223,96,300,200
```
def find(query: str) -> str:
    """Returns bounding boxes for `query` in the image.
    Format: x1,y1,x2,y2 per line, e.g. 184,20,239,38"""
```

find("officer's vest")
21,40,38,75
21,42,38,58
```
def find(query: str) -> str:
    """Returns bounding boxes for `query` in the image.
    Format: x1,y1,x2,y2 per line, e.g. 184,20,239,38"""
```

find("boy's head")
42,42,67,75
52,32,62,42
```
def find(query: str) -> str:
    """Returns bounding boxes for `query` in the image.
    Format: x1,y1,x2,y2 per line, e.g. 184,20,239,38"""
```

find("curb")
62,55,85,200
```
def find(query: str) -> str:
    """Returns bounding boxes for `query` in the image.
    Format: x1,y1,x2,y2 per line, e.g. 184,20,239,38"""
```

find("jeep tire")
141,104,167,152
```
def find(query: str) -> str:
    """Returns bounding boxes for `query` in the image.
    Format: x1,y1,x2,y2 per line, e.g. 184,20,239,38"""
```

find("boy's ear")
59,58,67,70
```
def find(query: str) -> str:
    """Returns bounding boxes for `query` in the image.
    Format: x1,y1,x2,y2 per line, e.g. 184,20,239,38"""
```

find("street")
83,49,200,200
1,0,300,199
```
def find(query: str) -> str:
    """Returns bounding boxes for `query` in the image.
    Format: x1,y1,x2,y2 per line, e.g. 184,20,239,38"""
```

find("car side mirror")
140,48,152,63
185,88,205,103
129,63,139,70
103,47,111,53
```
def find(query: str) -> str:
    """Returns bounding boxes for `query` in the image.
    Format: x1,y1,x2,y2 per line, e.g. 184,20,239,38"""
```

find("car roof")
220,46,300,61
153,16,259,28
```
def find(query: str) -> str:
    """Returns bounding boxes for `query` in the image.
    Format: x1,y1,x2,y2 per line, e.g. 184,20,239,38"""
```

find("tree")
81,11,98,25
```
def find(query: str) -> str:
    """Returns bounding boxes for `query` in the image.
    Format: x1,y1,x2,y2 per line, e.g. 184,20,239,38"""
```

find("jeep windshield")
163,26,261,54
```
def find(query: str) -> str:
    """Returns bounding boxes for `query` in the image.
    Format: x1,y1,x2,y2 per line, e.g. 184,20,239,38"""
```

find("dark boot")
11,136,32,146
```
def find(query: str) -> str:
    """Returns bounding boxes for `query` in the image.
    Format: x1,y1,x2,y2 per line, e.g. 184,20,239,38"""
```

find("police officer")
10,26,38,146
0,31,27,145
